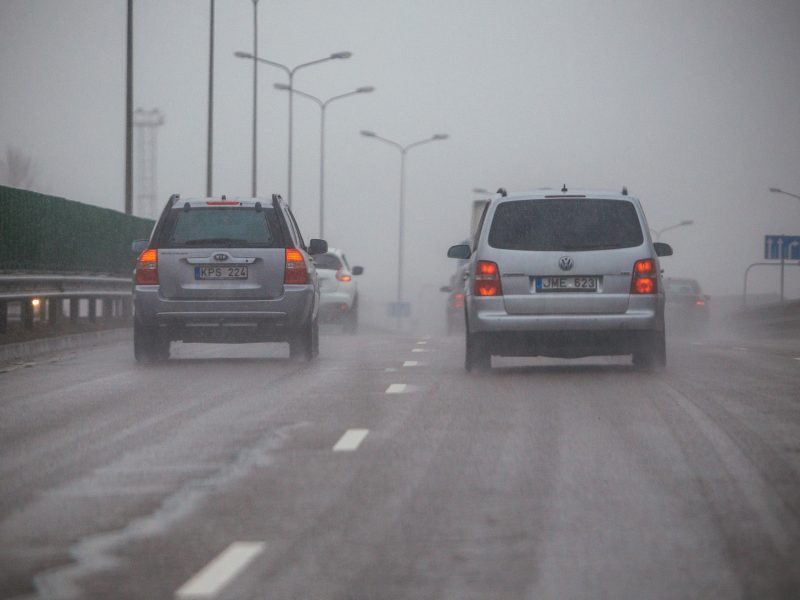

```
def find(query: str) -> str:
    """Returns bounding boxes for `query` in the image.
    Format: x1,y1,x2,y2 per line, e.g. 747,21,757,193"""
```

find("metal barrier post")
70,298,80,322
48,298,60,326
22,299,34,330
0,301,7,334
88,298,97,323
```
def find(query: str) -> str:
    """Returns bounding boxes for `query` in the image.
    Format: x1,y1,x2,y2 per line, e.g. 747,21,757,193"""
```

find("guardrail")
0,274,132,334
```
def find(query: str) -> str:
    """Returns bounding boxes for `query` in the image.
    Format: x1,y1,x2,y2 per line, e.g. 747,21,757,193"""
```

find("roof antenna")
496,187,507,197
621,186,628,196
561,184,568,193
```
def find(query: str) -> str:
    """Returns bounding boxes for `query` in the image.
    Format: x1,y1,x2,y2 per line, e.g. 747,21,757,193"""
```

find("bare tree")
0,146,42,190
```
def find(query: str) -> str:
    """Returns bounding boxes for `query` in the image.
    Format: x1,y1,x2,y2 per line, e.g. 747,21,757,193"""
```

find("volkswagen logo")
213,253,229,261
559,256,574,271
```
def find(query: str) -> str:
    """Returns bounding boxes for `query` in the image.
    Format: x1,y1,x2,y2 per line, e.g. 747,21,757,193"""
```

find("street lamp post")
769,187,800,202
274,83,374,237
650,219,694,242
360,130,449,327
234,50,352,206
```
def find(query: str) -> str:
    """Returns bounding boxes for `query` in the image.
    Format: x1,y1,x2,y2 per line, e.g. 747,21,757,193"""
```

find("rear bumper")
467,294,663,357
134,284,315,342
319,291,354,321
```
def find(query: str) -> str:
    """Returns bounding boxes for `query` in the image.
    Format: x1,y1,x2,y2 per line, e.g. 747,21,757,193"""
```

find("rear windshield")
157,207,283,248
314,253,343,270
488,199,644,251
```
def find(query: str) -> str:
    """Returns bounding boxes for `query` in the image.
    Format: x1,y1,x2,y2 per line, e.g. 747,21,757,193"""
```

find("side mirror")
308,239,328,255
654,242,673,257
132,239,149,255
352,266,364,276
440,285,453,293
447,244,471,259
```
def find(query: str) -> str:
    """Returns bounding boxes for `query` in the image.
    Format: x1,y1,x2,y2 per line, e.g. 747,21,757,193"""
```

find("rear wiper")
182,238,249,247
561,243,622,250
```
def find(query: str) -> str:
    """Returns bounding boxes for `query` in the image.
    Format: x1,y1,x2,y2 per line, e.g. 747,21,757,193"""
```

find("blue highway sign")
764,235,800,260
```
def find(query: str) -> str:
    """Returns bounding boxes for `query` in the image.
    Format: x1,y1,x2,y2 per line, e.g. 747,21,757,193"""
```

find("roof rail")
621,186,628,196
271,194,283,211
496,187,507,197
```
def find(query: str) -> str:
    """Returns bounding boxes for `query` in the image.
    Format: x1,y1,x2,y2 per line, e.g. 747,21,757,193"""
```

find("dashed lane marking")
384,368,398,372
411,348,430,353
403,361,419,367
175,541,265,599
333,429,369,452
385,383,407,394
416,341,428,345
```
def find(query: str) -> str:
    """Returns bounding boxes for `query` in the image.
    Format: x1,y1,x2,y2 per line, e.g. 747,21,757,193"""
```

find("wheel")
290,317,318,361
134,322,170,363
633,331,666,369
465,331,490,372
343,301,358,335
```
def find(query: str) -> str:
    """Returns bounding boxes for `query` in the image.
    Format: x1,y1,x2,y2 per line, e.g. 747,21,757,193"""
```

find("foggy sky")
2,0,800,327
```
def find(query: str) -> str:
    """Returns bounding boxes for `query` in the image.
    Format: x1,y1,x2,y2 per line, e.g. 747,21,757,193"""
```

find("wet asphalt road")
1,329,799,599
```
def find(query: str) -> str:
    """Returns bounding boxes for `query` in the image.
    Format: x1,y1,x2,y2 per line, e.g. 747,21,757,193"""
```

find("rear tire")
290,317,318,361
343,301,358,335
633,331,666,369
465,331,491,372
134,322,170,363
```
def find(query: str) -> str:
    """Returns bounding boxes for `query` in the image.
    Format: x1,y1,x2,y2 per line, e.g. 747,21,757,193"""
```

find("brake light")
695,299,706,306
284,248,308,284
631,259,657,294
135,248,158,285
336,270,352,282
453,292,465,308
474,260,502,296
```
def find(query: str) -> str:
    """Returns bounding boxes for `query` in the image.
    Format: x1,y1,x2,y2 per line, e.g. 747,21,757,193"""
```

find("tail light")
135,248,159,285
336,269,352,282
453,292,465,308
474,260,502,296
695,298,706,306
284,248,309,284
631,259,657,294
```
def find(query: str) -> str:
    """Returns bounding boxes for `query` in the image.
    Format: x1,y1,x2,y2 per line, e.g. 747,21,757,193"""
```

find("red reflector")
284,248,308,284
135,248,158,285
453,292,464,308
206,201,240,205
631,259,657,294
474,260,502,296
695,299,706,306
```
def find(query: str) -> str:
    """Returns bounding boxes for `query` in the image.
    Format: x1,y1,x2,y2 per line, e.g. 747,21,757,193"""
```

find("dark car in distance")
665,277,710,336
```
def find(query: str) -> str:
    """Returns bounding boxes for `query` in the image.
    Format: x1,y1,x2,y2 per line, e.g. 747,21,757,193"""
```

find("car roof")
173,197,270,208
496,189,638,202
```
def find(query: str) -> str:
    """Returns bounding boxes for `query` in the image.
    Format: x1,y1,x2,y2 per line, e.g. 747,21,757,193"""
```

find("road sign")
764,235,800,260
388,302,411,318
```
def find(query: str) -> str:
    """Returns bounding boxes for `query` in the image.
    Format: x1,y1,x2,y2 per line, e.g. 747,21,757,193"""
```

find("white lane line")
385,383,407,394
384,368,398,372
403,361,419,367
333,429,369,452
734,347,748,352
794,357,800,361
175,541,265,599
411,348,430,353
416,341,428,345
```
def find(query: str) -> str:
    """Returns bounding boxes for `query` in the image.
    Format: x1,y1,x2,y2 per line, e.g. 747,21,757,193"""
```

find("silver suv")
132,194,327,362
448,188,673,371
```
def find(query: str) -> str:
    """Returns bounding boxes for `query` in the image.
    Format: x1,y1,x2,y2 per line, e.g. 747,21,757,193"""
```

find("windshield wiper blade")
182,238,249,247
561,243,622,250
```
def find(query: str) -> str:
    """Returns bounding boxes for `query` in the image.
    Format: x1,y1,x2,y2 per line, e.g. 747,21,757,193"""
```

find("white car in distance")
314,248,363,333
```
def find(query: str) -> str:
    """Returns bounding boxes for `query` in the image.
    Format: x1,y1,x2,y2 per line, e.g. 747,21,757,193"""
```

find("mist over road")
1,330,799,599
